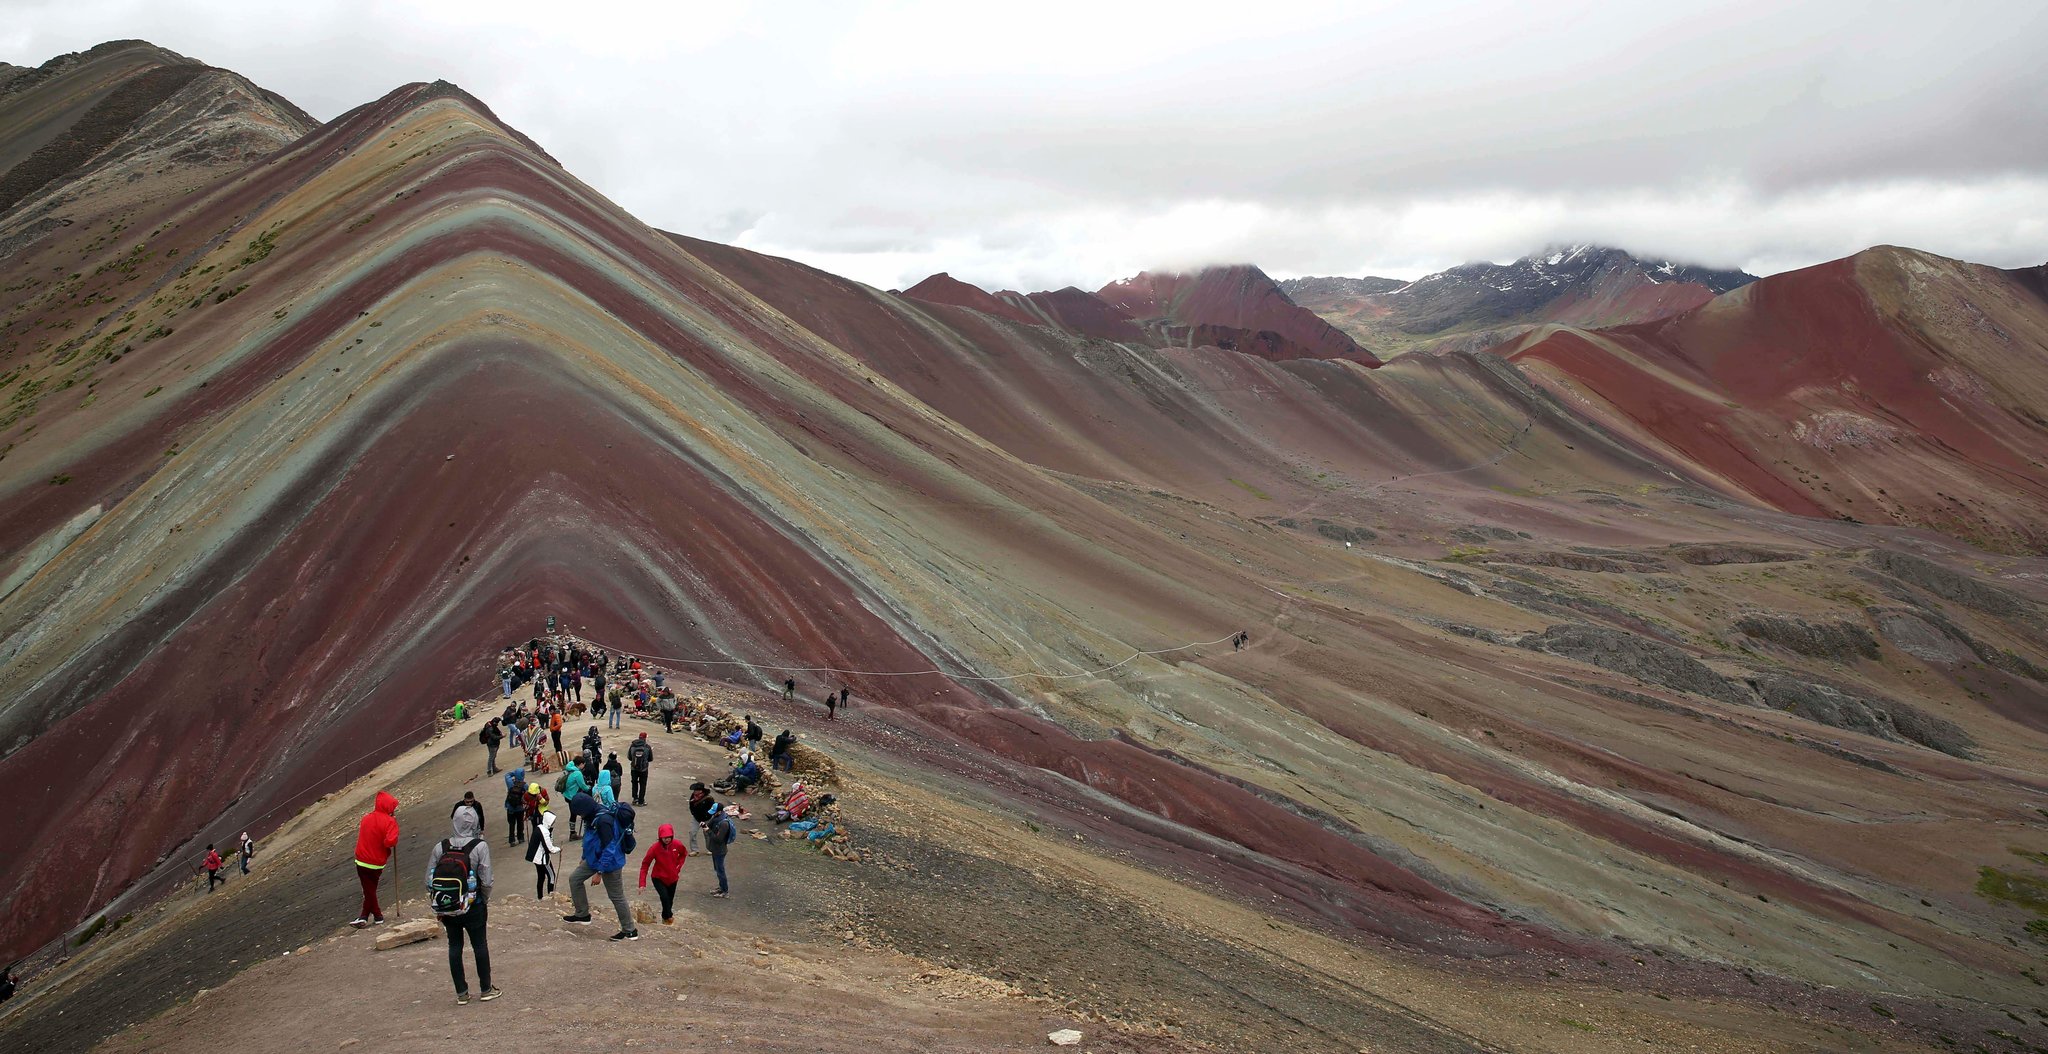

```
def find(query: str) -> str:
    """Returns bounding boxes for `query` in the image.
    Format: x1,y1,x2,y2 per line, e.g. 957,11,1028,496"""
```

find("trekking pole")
390,844,402,920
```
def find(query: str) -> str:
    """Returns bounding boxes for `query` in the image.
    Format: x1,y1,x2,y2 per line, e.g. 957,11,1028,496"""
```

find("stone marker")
373,919,442,950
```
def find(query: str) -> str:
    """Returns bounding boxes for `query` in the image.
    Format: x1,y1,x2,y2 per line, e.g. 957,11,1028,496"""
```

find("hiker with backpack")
561,763,589,839
604,751,626,802
744,715,764,754
702,801,736,898
637,823,688,924
527,793,560,900
657,689,678,733
563,797,638,941
480,719,504,776
352,790,400,927
503,770,527,846
426,805,500,1004
628,733,654,806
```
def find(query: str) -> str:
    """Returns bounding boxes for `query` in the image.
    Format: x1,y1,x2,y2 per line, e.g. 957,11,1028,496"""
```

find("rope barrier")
563,630,1245,684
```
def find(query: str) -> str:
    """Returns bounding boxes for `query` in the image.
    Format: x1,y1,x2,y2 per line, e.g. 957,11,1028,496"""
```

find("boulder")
1047,1030,1084,1046
372,919,442,951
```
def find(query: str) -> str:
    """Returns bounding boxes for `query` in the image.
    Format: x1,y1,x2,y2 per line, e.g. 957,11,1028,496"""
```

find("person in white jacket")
526,794,560,899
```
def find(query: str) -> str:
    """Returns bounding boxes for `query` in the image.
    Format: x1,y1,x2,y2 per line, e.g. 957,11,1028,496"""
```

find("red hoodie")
354,791,400,868
637,824,688,886
203,849,223,872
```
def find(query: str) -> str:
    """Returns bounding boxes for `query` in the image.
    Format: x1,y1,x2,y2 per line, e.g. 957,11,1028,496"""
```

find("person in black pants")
628,733,654,807
426,808,500,1004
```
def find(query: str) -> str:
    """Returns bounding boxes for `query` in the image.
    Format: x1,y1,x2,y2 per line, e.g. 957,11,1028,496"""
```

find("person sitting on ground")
203,844,224,891
721,727,744,751
769,729,796,772
729,754,763,794
775,780,811,823
637,823,688,925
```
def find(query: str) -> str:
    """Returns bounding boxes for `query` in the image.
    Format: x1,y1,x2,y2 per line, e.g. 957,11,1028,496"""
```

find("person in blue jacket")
562,797,637,941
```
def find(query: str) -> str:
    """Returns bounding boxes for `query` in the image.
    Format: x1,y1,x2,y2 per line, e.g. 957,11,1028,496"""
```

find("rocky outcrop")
1662,543,1805,566
1733,614,1880,661
1746,674,1975,758
1518,624,1752,706
1864,550,2033,619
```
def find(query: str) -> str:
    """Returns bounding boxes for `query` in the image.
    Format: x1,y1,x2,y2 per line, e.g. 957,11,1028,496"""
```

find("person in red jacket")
203,844,224,892
636,823,688,925
352,790,400,927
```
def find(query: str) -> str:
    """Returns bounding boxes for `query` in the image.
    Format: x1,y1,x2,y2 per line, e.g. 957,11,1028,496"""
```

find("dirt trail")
0,674,1954,1054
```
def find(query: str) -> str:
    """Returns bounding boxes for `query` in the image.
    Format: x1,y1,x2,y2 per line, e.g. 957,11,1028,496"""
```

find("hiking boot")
663,916,674,925
562,913,592,924
479,987,502,1002
455,991,470,1005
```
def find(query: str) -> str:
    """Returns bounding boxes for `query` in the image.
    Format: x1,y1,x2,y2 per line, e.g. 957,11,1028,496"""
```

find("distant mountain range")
1281,245,1759,357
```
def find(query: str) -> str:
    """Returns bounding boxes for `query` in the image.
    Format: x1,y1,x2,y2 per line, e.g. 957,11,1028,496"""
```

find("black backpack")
428,839,481,917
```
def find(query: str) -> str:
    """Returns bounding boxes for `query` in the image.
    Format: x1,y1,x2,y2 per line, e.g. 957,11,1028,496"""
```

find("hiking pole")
391,844,402,920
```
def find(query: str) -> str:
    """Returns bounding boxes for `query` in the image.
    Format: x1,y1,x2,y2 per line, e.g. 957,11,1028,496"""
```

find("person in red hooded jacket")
636,823,688,924
352,790,400,927
202,844,224,892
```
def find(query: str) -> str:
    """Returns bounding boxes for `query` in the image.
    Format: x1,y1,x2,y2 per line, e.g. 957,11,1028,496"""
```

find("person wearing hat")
702,802,735,898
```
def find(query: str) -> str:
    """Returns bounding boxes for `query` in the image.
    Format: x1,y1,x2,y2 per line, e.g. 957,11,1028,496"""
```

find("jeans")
441,902,491,994
485,745,499,774
501,677,512,698
239,855,250,875
771,752,792,772
607,705,621,729
630,769,648,803
568,862,633,931
709,852,728,893
653,878,677,920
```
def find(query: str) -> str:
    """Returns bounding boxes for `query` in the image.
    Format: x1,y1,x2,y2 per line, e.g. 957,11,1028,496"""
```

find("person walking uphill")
238,831,256,875
426,806,500,1004
637,823,688,924
203,845,224,891
353,790,400,926
563,797,638,940
628,732,654,806
503,769,527,846
479,718,504,776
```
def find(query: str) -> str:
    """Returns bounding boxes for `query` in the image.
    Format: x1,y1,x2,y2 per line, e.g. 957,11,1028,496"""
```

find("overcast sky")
6,1,2045,291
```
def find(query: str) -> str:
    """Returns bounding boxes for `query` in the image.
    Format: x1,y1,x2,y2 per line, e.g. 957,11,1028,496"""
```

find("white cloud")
5,0,2044,292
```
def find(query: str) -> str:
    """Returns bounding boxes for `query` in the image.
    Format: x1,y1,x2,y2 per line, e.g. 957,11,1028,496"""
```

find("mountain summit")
1282,245,1758,356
